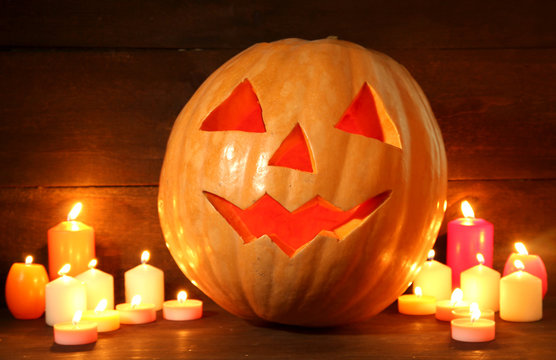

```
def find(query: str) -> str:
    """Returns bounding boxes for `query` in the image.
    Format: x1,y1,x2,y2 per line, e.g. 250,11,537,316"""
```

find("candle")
461,253,501,311
163,291,203,321
435,288,469,321
116,295,156,324
81,299,120,332
45,264,87,326
48,202,95,279
413,250,452,301
53,310,97,345
76,259,115,310
451,306,495,342
447,201,493,287
503,242,547,297
500,260,542,322
452,302,494,320
125,251,164,310
5,255,49,319
398,286,436,315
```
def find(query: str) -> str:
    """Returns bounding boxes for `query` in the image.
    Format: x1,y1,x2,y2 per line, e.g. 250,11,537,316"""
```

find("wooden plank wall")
0,0,555,307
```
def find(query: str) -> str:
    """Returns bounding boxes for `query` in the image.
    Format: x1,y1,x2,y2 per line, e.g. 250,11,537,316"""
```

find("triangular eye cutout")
335,83,384,141
269,124,314,173
200,79,266,132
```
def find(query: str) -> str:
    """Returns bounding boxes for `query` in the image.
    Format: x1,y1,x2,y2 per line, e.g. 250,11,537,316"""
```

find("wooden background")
0,0,555,310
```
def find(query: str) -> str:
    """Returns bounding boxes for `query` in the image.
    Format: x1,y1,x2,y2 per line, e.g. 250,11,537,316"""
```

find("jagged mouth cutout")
200,79,401,257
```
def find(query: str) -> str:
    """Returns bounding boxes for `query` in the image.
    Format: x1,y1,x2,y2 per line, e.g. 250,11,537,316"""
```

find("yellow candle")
398,286,436,315
435,288,469,321
500,260,542,322
81,299,120,332
461,253,500,311
413,250,452,301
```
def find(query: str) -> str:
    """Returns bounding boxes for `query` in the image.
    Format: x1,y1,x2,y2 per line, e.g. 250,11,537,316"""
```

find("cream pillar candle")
75,259,114,310
413,250,452,301
461,253,501,311
45,264,87,326
500,260,542,322
125,251,164,310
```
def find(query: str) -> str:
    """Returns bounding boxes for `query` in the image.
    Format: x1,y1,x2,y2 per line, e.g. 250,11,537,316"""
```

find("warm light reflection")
88,258,98,269
131,295,142,308
95,299,108,312
72,310,82,326
451,288,464,306
470,305,481,323
461,201,475,218
58,264,71,276
515,242,528,255
514,259,525,271
177,291,187,303
414,286,423,297
427,249,435,261
476,253,485,265
141,251,150,264
25,255,33,265
67,202,83,221
443,200,448,212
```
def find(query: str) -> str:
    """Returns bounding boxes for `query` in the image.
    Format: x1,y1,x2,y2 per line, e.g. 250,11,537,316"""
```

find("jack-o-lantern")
158,38,446,326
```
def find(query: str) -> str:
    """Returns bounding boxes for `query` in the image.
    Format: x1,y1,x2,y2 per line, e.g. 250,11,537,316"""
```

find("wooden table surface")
1,297,555,360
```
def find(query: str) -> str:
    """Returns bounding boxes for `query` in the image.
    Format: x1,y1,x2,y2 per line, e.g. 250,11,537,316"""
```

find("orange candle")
398,286,436,315
48,202,95,279
5,255,49,319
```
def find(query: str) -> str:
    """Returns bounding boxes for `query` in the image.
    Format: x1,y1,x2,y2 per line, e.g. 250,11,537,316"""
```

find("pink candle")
447,201,493,287
163,291,203,321
451,306,495,342
503,242,547,297
116,295,156,324
53,310,98,345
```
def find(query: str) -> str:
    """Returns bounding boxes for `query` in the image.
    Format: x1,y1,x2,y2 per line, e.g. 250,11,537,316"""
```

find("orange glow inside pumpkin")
268,123,314,172
335,83,384,141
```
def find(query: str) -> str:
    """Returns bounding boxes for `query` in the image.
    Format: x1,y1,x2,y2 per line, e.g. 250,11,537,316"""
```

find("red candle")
447,201,493,287
503,242,547,297
5,255,49,319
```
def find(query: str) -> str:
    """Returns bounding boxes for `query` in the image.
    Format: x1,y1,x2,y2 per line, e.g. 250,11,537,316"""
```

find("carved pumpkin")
158,38,447,326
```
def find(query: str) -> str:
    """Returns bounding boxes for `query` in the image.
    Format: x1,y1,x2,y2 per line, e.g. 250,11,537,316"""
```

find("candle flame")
470,302,480,314
476,253,485,265
427,249,435,261
72,310,82,326
58,263,71,276
95,299,107,312
451,288,464,306
178,291,188,303
470,306,481,323
461,201,475,218
414,286,423,297
141,250,150,264
131,295,141,308
88,258,97,269
515,242,528,255
514,259,525,271
25,255,33,265
67,202,83,221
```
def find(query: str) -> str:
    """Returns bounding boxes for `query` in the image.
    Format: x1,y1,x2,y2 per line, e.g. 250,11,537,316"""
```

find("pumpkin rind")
158,38,447,326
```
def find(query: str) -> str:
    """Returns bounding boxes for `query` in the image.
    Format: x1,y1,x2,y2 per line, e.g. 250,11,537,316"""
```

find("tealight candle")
447,201,493,287
500,260,542,322
436,288,469,321
116,295,156,324
163,291,203,321
503,242,547,297
82,299,120,332
76,259,115,310
45,264,87,326
398,286,436,315
413,250,452,301
451,306,495,342
53,310,98,345
452,302,494,320
125,251,164,310
5,255,49,319
461,253,501,311
48,202,95,279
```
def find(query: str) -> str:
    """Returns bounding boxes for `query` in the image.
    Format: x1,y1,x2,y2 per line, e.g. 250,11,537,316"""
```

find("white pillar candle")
413,250,452,301
75,259,115,310
125,251,164,310
500,260,542,322
461,253,501,312
45,264,87,326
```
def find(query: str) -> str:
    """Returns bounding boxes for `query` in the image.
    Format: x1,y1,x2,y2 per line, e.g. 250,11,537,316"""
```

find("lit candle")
81,299,120,332
452,302,494,320
461,253,501,311
398,286,436,315
435,288,469,321
116,295,156,324
45,264,87,326
413,249,452,301
5,255,49,319
125,251,164,310
76,259,115,310
500,260,542,322
48,202,95,279
447,201,493,287
53,310,97,345
451,306,495,342
503,242,547,297
163,291,203,321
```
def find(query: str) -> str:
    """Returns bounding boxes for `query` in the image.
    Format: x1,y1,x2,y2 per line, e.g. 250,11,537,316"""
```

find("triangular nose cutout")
269,124,314,173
